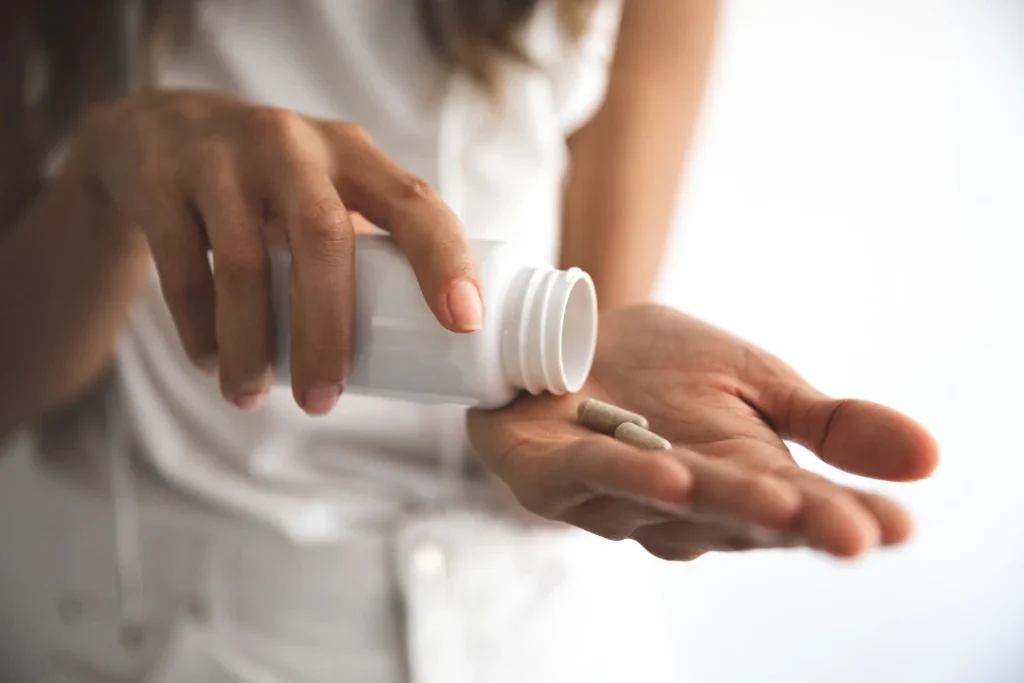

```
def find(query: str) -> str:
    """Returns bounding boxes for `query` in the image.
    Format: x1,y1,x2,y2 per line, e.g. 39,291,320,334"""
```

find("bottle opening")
502,266,599,397
558,273,598,393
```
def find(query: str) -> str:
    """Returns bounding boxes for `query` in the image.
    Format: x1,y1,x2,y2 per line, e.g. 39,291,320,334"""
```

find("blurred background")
655,0,1023,682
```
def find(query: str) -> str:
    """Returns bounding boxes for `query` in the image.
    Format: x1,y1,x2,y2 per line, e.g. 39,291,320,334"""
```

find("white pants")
0,393,680,683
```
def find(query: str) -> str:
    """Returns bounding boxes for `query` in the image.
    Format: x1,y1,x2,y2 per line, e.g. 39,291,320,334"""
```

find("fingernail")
303,384,342,415
232,392,266,411
446,279,484,332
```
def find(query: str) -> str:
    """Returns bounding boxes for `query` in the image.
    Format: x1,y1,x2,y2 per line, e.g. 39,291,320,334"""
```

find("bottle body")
271,235,598,409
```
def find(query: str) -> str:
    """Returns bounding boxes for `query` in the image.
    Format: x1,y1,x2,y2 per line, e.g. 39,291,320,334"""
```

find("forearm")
560,120,679,309
559,0,720,309
0,167,150,440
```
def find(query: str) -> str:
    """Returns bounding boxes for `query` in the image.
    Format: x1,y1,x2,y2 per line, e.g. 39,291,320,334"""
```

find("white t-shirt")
117,0,622,542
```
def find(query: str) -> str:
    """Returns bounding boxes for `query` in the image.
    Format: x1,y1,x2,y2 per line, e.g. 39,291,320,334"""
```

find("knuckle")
299,199,350,245
740,469,790,502
819,397,854,448
248,107,306,140
422,233,474,277
644,457,679,489
398,175,438,204
334,121,371,145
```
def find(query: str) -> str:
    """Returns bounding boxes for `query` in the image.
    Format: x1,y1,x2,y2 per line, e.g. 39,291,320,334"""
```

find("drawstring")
108,0,148,649
106,385,148,647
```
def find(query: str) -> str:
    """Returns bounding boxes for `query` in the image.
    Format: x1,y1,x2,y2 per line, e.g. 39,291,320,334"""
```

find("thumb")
752,368,939,482
320,122,484,333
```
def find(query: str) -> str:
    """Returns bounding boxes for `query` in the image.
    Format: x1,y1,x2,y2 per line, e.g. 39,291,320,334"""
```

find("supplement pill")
614,422,672,451
577,398,649,435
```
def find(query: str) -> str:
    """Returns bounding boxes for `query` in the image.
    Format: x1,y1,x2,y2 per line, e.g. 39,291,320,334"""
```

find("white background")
655,1,1023,682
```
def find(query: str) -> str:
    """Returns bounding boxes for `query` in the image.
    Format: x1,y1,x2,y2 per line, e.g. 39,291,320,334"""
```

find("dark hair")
0,0,596,224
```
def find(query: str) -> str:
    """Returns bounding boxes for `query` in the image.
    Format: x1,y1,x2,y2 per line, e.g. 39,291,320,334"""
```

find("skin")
0,0,712,436
0,92,482,436
0,0,939,561
561,0,720,307
469,306,940,560
516,0,937,559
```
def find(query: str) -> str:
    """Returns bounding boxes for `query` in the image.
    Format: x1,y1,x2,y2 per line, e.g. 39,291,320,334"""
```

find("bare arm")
0,162,151,441
559,0,720,308
1,91,487,441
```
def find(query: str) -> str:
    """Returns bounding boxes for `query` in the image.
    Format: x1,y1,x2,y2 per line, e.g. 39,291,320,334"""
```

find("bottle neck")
501,266,598,396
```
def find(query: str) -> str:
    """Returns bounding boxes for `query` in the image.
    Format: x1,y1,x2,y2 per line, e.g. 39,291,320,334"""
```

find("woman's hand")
468,304,939,560
71,91,481,414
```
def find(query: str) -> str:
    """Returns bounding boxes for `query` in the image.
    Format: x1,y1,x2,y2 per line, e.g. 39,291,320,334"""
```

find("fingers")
632,442,913,559
795,479,880,557
772,466,913,557
193,151,274,409
632,520,731,561
629,480,911,562
511,436,694,519
853,490,914,546
708,435,908,557
252,120,356,415
283,172,354,414
745,360,939,481
145,193,219,375
537,439,801,534
518,438,914,561
796,395,939,482
318,122,483,332
823,399,940,482
559,496,673,542
673,450,803,531
564,438,695,511
139,104,481,417
633,531,709,562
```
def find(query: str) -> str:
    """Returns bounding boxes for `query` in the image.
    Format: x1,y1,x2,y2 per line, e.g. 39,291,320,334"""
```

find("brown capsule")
614,422,672,451
577,398,649,435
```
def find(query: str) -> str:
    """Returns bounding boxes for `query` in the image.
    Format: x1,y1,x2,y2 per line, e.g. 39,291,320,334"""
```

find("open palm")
468,304,938,560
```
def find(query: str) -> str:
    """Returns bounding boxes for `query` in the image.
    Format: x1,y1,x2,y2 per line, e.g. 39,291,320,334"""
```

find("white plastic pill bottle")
271,235,598,409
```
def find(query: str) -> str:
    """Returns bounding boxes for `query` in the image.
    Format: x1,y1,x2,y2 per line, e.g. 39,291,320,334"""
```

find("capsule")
576,398,649,435
614,422,672,451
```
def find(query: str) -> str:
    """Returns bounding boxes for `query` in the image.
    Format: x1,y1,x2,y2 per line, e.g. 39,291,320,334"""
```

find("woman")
0,1,938,681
